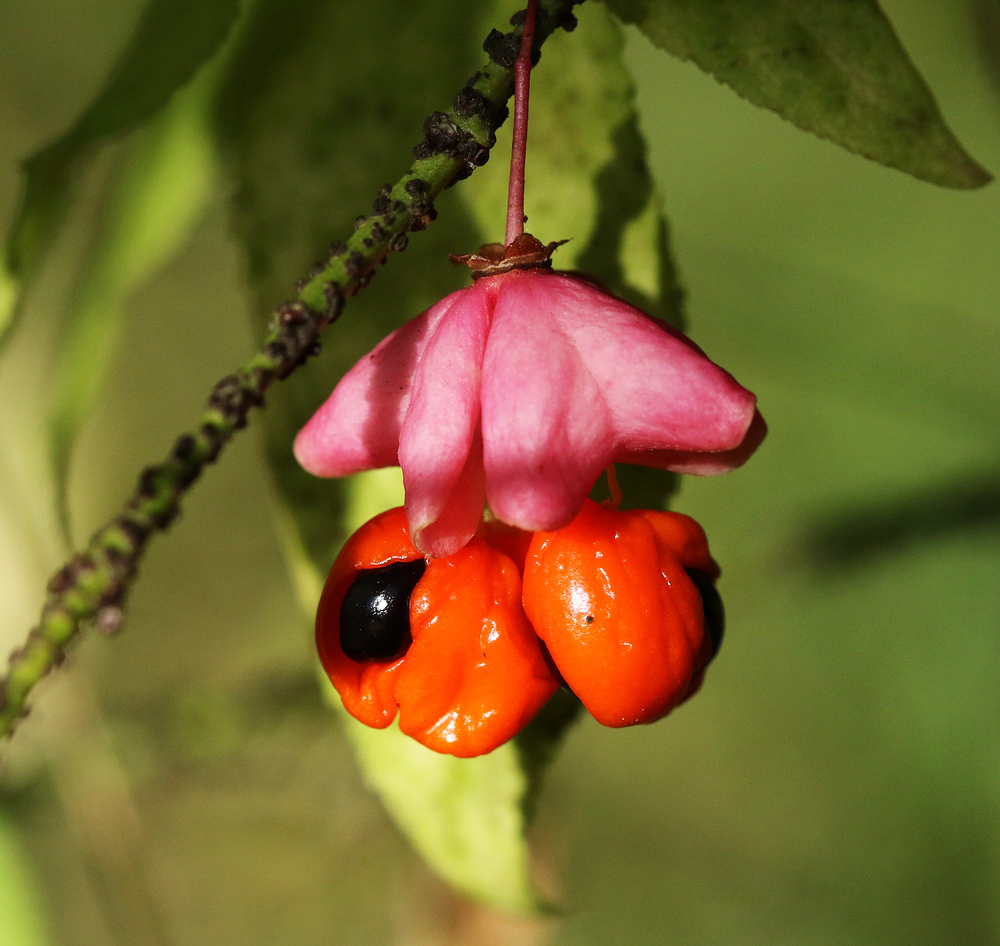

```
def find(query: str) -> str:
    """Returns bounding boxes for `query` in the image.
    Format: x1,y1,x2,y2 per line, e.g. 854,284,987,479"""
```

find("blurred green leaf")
601,0,991,188
0,0,240,345
48,77,216,537
336,700,542,913
0,813,48,946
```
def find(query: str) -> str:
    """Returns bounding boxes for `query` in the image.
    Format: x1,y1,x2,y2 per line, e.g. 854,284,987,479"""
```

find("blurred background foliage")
1,0,999,944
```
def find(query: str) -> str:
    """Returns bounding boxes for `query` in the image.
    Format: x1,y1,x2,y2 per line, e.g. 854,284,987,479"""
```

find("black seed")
340,560,427,662
686,569,724,659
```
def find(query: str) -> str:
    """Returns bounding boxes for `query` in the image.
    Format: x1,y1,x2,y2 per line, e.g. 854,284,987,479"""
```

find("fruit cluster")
316,498,724,757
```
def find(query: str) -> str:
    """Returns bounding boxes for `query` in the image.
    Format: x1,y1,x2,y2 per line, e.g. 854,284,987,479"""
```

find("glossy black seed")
340,560,427,662
686,569,725,659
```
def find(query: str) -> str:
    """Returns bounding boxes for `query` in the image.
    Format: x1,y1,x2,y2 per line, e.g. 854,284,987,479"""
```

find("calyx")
450,232,567,278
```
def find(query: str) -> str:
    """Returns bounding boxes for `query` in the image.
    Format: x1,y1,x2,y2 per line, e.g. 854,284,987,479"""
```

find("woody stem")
505,0,539,245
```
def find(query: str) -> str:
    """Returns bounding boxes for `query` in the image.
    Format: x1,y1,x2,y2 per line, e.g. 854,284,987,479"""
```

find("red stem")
505,0,538,245
605,465,623,508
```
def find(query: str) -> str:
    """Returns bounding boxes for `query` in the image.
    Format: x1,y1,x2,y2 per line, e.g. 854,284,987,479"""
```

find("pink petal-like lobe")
480,270,761,532
482,273,616,531
296,267,764,556
397,282,491,556
293,296,457,476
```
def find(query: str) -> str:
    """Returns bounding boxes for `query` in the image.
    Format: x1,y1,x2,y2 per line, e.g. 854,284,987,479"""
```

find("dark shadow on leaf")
575,117,686,328
970,0,1000,111
514,687,582,824
799,466,1000,572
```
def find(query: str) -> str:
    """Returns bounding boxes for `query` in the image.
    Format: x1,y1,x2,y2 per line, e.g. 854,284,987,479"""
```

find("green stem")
0,0,583,740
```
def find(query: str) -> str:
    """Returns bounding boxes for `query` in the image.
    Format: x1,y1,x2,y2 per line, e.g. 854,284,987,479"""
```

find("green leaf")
338,691,581,914
0,0,240,346
335,703,543,913
48,78,216,536
0,813,48,946
600,0,991,189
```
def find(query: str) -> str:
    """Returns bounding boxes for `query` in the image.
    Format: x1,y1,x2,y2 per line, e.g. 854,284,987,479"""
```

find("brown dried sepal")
450,232,567,278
